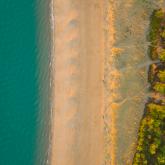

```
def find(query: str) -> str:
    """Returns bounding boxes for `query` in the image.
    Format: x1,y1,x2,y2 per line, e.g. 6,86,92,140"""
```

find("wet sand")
50,0,104,165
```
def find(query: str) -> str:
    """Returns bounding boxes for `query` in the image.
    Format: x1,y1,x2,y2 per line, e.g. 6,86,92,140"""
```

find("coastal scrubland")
50,1,165,164
133,9,165,165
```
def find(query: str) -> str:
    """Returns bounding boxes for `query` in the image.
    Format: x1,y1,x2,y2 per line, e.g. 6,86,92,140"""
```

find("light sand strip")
50,1,104,165
104,1,117,164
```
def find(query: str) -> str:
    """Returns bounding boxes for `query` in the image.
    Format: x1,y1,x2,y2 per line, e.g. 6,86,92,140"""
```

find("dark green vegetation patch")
133,103,165,164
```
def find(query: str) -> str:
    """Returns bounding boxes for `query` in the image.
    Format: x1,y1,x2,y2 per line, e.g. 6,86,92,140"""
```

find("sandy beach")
50,0,104,165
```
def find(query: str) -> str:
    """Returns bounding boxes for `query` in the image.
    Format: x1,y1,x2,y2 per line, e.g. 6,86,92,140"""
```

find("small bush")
149,46,159,60
133,103,165,165
160,30,165,39
153,82,165,94
148,64,160,83
159,49,165,61
155,9,164,18
149,10,162,45
157,70,165,82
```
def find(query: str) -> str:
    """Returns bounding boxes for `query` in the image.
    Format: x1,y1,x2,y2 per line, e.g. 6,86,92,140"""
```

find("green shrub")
149,9,163,46
149,64,158,82
157,70,165,82
133,103,165,165
149,46,159,60
155,9,164,18
157,147,165,164
160,30,165,38
159,49,165,61
153,82,165,94
150,143,158,155
158,155,165,164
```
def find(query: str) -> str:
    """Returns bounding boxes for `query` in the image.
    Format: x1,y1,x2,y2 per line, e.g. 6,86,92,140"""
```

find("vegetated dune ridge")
103,1,116,164
104,0,164,164
50,0,104,165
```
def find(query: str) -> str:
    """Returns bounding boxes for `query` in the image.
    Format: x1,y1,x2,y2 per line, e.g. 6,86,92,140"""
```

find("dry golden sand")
50,0,104,165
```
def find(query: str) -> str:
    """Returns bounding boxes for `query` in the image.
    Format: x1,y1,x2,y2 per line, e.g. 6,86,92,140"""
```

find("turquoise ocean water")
0,0,51,165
